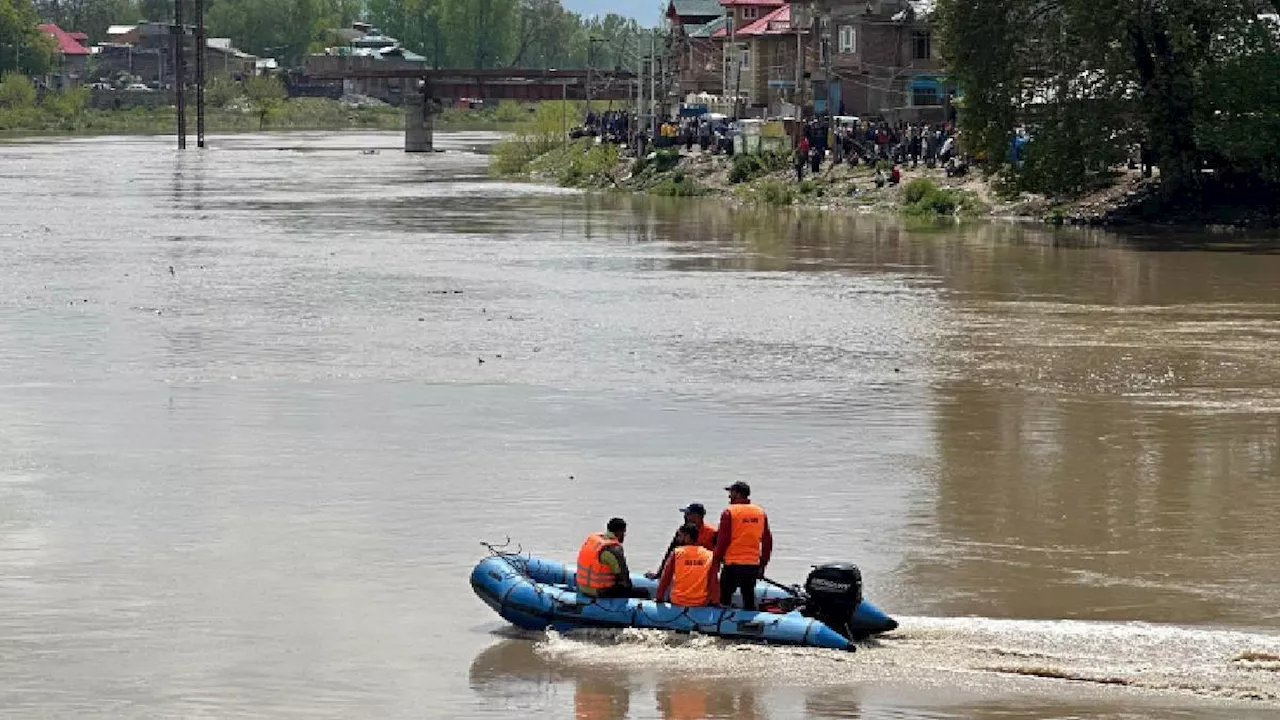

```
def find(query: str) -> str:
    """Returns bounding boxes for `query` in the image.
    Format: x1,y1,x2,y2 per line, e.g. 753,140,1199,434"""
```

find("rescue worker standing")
576,517,647,599
710,482,772,610
646,503,716,580
655,524,719,607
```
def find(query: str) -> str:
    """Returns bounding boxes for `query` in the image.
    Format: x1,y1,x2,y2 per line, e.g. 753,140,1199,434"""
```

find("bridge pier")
404,93,438,153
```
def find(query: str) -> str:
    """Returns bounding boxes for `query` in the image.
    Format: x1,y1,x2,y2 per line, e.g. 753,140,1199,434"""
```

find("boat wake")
529,616,1280,706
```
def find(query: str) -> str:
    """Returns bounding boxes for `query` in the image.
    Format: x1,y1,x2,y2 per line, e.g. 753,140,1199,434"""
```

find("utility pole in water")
173,0,186,149
195,0,205,148
172,0,206,150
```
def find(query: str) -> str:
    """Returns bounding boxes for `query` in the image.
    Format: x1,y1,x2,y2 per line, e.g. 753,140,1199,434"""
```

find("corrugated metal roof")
668,0,724,17
688,16,731,38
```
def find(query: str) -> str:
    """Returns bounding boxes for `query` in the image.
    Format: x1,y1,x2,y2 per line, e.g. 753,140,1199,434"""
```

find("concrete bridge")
307,60,636,152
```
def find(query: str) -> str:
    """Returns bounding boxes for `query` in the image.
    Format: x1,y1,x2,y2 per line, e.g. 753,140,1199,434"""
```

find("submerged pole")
174,0,186,150
195,0,205,148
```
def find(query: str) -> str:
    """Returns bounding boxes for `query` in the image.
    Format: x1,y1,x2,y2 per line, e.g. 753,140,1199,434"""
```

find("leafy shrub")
650,169,703,196
902,178,937,205
0,73,36,109
205,77,243,109
729,154,762,183
557,143,619,187
900,178,984,218
492,101,583,176
759,150,790,172
798,179,825,196
493,100,530,124
41,86,88,118
755,179,795,206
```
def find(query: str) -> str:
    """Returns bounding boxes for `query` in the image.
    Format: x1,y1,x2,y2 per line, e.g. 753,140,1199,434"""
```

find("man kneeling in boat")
655,524,720,607
576,517,649,599
644,502,716,581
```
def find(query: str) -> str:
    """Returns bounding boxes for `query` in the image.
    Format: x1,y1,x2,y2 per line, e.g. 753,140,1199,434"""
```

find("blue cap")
680,503,707,516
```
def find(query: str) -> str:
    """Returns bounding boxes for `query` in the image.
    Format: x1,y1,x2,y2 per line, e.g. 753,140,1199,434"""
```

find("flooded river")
1,132,1278,719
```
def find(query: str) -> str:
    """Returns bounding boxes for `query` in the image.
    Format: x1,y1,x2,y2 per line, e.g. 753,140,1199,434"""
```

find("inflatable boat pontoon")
471,552,897,652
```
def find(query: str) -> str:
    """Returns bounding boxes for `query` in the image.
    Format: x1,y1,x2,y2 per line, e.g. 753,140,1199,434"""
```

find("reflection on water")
2,133,1280,719
582,193,1280,627
469,630,1280,720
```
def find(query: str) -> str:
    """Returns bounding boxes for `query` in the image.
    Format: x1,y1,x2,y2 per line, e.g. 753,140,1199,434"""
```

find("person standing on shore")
710,482,772,610
795,136,810,182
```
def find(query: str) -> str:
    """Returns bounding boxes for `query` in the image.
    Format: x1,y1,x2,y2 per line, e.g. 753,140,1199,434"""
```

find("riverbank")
510,139,1039,223
501,138,1280,229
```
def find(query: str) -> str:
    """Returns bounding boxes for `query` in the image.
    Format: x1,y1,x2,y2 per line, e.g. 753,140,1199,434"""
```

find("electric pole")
174,0,186,149
195,0,205,148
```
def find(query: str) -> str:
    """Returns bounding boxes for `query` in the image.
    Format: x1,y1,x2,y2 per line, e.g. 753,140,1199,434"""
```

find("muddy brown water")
1,132,1278,719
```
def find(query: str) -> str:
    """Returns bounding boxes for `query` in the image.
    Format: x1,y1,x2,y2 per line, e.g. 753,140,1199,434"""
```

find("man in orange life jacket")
710,481,772,610
655,524,720,606
576,517,648,599
645,503,717,580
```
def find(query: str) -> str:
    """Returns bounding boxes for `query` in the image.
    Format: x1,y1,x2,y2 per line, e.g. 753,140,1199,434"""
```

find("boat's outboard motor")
802,563,864,640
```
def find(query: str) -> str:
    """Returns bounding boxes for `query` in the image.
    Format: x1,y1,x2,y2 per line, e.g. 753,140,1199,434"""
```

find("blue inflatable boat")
470,552,898,652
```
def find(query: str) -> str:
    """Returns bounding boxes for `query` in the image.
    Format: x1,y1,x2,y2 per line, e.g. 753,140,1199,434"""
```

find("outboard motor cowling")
803,563,864,640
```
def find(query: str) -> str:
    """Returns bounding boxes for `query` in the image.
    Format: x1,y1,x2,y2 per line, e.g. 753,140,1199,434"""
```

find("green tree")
1,0,53,74
368,0,445,66
938,0,1280,201
41,81,87,115
0,69,35,106
244,73,285,127
439,0,517,68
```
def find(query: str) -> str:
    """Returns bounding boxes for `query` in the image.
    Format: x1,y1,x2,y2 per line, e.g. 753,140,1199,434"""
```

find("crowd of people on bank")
576,481,770,609
795,118,968,183
577,109,636,144
573,108,973,187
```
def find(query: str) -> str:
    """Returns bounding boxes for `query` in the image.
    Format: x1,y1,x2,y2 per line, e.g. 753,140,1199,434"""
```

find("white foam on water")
532,617,1280,707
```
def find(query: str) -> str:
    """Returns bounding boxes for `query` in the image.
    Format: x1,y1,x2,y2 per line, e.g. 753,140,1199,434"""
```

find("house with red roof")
812,0,949,122
714,1,811,114
665,0,947,120
37,23,92,84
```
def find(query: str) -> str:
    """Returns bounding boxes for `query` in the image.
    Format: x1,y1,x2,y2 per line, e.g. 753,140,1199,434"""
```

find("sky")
562,1,657,23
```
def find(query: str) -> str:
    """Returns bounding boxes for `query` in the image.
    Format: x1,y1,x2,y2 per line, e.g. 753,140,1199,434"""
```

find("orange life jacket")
575,533,621,592
695,523,717,550
670,545,713,607
723,503,766,565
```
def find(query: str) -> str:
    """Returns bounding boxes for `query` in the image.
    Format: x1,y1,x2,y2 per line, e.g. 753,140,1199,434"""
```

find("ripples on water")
1,133,1279,719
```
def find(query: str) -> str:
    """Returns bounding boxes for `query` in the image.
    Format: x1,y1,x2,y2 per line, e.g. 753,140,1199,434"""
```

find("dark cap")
725,481,751,496
679,503,707,516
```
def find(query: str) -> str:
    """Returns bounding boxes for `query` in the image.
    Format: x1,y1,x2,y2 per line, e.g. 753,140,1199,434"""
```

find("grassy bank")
1,100,404,137
0,72,537,139
0,73,407,138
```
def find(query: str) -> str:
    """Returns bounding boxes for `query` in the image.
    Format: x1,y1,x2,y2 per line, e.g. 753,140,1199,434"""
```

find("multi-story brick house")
666,0,731,95
814,0,950,121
